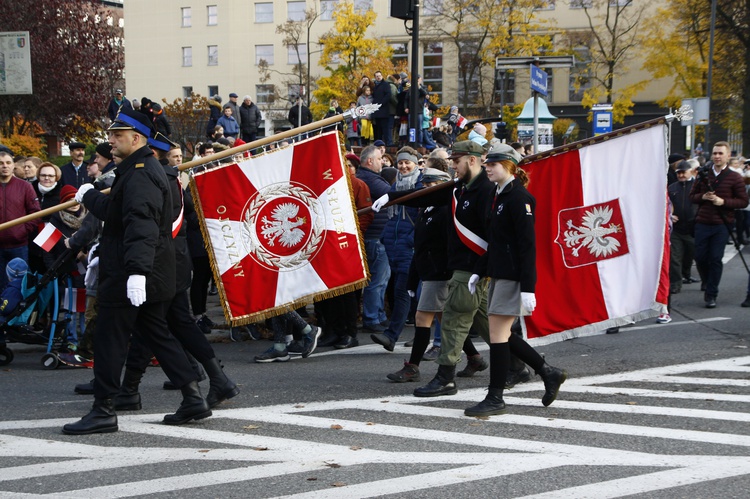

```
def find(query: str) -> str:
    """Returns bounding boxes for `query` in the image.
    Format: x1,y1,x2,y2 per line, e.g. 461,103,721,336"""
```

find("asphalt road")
1,246,749,498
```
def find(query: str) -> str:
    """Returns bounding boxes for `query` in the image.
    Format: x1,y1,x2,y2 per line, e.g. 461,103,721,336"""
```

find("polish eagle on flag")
521,124,670,344
190,132,369,325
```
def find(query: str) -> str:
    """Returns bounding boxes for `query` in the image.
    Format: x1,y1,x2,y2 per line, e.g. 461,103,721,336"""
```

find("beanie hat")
473,123,487,136
95,142,113,161
60,185,78,204
6,258,28,282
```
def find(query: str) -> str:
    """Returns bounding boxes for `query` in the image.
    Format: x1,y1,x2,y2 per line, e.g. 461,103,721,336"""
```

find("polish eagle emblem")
555,200,629,268
260,202,307,248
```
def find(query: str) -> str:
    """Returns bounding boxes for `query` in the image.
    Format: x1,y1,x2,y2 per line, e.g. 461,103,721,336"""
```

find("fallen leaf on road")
330,424,343,430
332,482,346,487
350,446,362,450
325,462,341,468
242,424,260,430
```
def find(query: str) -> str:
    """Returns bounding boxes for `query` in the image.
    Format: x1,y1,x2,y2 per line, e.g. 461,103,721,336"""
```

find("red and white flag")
33,223,63,252
456,115,467,129
191,132,368,325
523,125,670,344
63,287,87,313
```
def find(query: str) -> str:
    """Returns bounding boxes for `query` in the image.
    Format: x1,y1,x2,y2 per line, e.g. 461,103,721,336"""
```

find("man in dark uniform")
63,109,211,435
60,142,91,188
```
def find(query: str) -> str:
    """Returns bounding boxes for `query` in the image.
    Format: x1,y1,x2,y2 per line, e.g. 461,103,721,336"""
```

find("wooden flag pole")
0,104,381,233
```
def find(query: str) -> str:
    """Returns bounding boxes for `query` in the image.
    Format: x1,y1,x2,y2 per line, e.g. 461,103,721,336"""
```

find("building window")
207,5,218,25
320,0,337,21
287,44,307,65
423,41,443,103
288,84,304,101
256,84,275,105
287,1,306,21
570,0,593,7
569,46,591,101
182,46,192,67
181,7,191,27
208,85,219,97
255,2,273,23
183,86,193,98
208,45,218,66
458,40,480,106
494,70,516,106
390,42,408,68
256,44,274,65
354,0,373,12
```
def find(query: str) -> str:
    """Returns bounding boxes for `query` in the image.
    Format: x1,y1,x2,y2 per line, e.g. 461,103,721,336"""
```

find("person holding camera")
690,141,749,308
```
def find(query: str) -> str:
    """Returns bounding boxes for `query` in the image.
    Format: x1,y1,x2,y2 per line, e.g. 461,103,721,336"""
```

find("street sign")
530,64,548,96
563,123,576,137
593,111,612,135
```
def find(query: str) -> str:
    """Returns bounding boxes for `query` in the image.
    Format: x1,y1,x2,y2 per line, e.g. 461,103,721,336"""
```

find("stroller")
0,249,90,369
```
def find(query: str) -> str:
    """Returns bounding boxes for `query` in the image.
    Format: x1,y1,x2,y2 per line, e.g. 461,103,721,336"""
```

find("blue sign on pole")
530,65,548,96
593,111,613,135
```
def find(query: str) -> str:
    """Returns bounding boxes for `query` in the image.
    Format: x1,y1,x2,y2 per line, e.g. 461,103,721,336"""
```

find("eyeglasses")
39,174,56,179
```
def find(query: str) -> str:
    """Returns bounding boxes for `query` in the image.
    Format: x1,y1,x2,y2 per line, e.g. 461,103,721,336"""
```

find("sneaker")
656,314,672,324
287,340,305,356
422,345,441,362
254,346,290,363
387,361,420,383
301,325,322,358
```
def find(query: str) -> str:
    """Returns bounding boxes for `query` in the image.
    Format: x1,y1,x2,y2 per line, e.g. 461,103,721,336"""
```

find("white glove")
127,274,147,307
521,292,536,314
84,256,99,289
371,193,390,212
467,274,480,295
407,290,416,298
75,183,94,203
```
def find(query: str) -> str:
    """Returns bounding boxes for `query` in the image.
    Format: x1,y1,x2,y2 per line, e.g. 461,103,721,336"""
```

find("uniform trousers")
93,300,197,399
125,290,217,375
436,270,490,366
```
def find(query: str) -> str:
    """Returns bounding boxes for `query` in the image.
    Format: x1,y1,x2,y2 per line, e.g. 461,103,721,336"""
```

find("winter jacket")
217,115,240,138
225,101,242,127
239,102,263,134
473,179,536,293
356,167,391,240
382,174,423,275
288,104,313,128
108,97,133,121
668,178,697,235
153,111,172,137
690,166,749,225
406,204,452,291
372,79,394,119
206,99,223,137
60,162,91,189
0,176,40,248
81,145,176,306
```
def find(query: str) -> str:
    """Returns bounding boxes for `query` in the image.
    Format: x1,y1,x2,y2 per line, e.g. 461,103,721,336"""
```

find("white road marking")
0,356,748,497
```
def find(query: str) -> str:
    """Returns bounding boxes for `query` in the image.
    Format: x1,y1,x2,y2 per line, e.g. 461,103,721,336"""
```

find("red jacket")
0,177,41,248
350,173,373,234
690,167,748,225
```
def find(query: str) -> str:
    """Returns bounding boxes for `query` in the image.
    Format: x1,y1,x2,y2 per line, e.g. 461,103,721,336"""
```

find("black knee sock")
462,335,479,357
508,334,545,372
489,342,509,390
409,327,431,366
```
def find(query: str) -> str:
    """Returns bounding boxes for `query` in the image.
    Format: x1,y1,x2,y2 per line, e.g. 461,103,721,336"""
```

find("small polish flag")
63,288,87,313
456,115,467,129
33,223,63,252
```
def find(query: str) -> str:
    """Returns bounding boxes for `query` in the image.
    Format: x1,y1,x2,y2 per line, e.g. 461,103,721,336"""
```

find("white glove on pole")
467,274,480,295
521,292,536,314
407,290,416,298
84,256,99,289
75,183,94,203
371,193,390,212
127,275,147,307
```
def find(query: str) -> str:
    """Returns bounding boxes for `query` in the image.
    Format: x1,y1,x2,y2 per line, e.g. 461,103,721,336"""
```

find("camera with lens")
695,163,714,191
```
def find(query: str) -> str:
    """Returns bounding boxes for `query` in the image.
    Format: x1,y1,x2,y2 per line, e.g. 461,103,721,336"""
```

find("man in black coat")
239,95,263,142
63,109,211,435
60,142,91,188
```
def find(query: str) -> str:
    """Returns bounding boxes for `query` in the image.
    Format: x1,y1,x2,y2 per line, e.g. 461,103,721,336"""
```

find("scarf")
60,207,86,230
388,167,420,219
38,182,57,194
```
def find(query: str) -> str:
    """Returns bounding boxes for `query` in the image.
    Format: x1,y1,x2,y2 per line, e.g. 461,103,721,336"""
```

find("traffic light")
495,122,508,142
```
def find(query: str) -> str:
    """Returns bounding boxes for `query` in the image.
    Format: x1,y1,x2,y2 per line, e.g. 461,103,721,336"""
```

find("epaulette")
135,163,144,168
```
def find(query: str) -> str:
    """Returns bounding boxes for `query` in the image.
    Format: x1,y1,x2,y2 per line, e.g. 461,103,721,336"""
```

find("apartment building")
123,0,673,137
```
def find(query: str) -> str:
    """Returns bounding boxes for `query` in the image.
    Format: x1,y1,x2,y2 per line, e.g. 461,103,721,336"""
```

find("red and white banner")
523,125,670,344
63,287,87,313
33,223,63,252
191,132,368,325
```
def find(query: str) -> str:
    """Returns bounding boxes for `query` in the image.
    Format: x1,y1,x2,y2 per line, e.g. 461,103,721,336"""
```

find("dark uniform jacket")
82,145,176,307
407,204,452,291
668,178,697,235
474,178,536,293
162,161,195,293
689,167,749,225
60,162,90,189
391,169,495,273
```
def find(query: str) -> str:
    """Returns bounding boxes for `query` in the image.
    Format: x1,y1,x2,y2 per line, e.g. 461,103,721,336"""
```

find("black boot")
74,378,95,395
505,366,532,388
742,294,750,308
62,398,118,435
538,363,567,407
413,364,457,397
163,380,212,425
163,355,206,389
203,357,240,408
464,387,507,417
114,368,143,411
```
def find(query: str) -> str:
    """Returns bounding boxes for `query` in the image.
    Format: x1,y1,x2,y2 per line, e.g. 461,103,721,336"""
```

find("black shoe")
404,339,414,347
700,283,707,292
334,335,359,349
706,298,717,308
456,354,488,377
387,361,420,383
362,322,386,333
413,365,457,397
163,380,179,390
208,283,218,295
62,399,118,435
196,315,214,335
670,287,681,294
74,379,95,395
742,295,750,308
538,363,567,407
203,358,240,409
163,380,212,425
317,334,341,348
464,387,507,417
504,366,532,388
370,333,395,352
114,367,143,411
606,327,620,334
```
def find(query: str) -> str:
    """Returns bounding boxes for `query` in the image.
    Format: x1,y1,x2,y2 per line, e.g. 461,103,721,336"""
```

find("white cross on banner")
190,132,369,325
